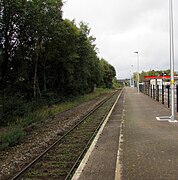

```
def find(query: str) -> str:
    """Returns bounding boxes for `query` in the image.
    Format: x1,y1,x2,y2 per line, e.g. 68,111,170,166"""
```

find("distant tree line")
133,69,171,82
0,0,116,124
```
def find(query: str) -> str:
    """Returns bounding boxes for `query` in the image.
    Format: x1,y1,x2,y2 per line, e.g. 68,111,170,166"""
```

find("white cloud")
63,0,178,79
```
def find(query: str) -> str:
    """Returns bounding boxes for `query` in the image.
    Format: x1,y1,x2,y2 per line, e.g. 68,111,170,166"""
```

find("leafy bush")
0,127,25,150
0,88,113,151
1,94,26,124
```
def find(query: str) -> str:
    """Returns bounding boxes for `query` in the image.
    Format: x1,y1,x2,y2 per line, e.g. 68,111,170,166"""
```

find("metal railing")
140,84,178,112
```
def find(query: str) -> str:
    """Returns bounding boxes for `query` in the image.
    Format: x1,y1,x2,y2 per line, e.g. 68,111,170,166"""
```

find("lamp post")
156,0,177,122
129,71,132,87
134,52,139,94
169,0,176,122
131,65,134,88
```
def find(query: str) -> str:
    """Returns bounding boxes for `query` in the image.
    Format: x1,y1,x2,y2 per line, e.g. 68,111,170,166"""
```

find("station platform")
72,87,178,180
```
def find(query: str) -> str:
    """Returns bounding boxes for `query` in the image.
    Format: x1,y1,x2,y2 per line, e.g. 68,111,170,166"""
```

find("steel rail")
11,89,121,180
64,89,123,179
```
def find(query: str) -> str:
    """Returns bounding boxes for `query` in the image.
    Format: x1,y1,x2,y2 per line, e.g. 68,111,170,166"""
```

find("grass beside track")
15,90,120,180
0,88,114,151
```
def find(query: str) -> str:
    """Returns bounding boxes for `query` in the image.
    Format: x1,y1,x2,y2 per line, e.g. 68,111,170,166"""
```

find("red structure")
144,75,170,79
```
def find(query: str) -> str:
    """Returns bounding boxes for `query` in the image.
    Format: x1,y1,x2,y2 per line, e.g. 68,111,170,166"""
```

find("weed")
0,126,25,150
0,88,113,151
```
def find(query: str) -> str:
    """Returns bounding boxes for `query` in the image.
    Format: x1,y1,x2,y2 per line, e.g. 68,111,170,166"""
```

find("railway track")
11,89,122,180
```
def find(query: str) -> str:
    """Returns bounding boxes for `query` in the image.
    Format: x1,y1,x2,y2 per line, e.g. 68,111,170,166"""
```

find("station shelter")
144,75,171,87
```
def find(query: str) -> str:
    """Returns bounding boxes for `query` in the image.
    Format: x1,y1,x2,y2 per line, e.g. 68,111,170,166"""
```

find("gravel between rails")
0,93,112,180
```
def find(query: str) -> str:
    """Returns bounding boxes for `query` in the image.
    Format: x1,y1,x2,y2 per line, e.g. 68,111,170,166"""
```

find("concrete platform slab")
72,91,124,180
121,87,178,179
73,87,178,180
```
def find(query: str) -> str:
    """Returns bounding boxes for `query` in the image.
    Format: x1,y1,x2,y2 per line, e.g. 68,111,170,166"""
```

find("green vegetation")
139,69,171,82
133,69,171,82
112,77,123,89
0,88,113,150
0,0,116,126
0,126,24,150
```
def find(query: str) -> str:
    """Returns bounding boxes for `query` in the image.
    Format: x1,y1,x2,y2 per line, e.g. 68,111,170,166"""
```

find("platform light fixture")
134,51,139,94
169,0,177,122
156,0,177,122
131,65,134,88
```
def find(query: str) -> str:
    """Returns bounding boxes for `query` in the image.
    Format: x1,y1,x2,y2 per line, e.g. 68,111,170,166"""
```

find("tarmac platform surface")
73,87,178,180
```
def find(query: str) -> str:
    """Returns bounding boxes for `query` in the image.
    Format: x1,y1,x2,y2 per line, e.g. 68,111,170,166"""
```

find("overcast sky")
63,0,178,79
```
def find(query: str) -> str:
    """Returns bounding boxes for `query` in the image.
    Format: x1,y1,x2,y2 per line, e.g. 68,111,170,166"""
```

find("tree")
0,1,117,124
99,58,116,88
0,0,28,122
19,0,63,100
